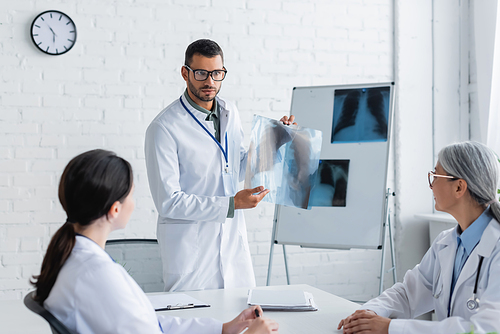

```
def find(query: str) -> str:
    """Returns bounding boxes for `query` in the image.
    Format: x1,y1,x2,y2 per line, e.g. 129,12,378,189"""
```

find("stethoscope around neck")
466,255,484,311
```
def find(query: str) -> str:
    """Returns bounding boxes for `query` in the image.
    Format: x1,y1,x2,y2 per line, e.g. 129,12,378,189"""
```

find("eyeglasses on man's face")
427,171,459,188
184,65,227,81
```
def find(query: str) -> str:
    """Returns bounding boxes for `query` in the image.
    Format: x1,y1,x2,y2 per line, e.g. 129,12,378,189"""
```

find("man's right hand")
234,186,270,209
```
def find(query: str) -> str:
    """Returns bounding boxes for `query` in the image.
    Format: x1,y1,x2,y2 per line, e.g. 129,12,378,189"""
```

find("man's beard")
188,77,220,102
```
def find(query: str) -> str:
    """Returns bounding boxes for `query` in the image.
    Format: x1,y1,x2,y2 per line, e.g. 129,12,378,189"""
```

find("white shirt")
361,218,500,333
44,235,222,334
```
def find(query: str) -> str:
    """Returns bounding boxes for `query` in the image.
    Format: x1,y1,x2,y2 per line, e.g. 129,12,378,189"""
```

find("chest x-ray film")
245,115,322,210
308,159,350,207
331,86,390,143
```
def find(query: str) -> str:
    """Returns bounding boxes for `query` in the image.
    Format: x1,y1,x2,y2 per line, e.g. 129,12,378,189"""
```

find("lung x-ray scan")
331,86,390,143
309,159,349,207
245,115,322,210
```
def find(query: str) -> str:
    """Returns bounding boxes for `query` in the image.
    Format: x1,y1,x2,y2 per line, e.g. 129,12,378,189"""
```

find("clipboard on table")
148,293,210,311
247,289,318,311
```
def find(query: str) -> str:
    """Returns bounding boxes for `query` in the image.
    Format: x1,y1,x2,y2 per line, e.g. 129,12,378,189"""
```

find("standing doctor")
145,39,295,292
338,141,500,334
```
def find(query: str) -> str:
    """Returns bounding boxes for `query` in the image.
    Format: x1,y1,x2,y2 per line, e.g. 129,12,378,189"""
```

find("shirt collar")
457,206,492,255
183,89,218,118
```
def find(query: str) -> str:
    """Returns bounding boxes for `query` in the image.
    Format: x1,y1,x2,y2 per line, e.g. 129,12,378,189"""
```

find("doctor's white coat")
45,235,222,334
145,95,256,291
361,218,500,333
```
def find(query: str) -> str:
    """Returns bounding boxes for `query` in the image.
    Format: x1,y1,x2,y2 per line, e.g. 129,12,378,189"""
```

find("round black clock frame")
30,10,77,56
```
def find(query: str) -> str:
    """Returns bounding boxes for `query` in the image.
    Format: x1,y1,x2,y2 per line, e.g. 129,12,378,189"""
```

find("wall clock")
30,10,77,56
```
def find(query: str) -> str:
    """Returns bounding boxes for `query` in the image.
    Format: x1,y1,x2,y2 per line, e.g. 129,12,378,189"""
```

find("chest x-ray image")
245,115,322,210
308,159,349,207
331,86,390,143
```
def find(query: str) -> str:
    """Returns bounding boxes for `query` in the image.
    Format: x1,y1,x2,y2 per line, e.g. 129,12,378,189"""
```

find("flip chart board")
273,83,394,249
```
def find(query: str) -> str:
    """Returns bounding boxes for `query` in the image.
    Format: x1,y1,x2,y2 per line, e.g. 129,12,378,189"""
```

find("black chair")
105,238,164,293
24,291,74,334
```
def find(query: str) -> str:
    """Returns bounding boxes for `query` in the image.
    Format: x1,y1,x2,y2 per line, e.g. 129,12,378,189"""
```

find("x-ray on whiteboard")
275,83,394,249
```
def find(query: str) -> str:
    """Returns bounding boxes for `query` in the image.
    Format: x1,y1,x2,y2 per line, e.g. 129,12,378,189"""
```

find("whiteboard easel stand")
266,205,290,286
266,188,397,296
378,188,397,295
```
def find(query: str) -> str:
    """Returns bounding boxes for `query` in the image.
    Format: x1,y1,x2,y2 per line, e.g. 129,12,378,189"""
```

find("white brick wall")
0,0,393,301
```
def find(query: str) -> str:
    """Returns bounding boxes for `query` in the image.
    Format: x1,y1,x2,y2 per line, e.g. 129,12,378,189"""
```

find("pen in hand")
255,308,260,317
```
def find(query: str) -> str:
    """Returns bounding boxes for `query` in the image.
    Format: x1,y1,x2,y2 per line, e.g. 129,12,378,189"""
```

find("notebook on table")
247,289,318,311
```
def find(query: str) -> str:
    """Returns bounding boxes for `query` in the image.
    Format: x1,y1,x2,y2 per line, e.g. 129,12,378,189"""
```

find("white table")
155,284,360,333
1,284,360,333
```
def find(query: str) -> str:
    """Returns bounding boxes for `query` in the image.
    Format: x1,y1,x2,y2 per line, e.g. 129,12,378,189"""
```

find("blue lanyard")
179,96,229,172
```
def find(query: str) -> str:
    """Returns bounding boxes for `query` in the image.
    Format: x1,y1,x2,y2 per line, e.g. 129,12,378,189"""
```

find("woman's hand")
246,317,279,334
222,306,278,334
337,309,390,334
280,115,297,125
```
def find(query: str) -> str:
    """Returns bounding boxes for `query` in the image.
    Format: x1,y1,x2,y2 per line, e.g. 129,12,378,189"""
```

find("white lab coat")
361,218,500,333
44,235,222,334
145,95,256,291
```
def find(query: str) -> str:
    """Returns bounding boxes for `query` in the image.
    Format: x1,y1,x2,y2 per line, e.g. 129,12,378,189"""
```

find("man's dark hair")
184,39,224,66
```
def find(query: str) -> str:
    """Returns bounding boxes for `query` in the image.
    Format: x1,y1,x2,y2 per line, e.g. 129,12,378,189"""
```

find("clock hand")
48,26,57,43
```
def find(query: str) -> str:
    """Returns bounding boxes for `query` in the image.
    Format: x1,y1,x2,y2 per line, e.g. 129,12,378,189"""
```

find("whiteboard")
274,83,394,249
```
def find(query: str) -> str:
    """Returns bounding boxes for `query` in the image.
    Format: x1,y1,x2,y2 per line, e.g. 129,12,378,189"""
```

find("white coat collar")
475,218,500,257
217,96,230,142
179,94,230,158
216,95,228,111
449,218,500,313
179,94,229,117
180,94,231,138
74,235,113,262
179,94,207,122
179,94,221,141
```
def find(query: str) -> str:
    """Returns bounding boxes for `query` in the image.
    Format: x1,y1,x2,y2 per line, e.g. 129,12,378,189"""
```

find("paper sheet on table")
148,293,210,311
244,115,322,210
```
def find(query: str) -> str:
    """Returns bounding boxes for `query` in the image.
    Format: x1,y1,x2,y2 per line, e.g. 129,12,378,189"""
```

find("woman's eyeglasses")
428,171,459,188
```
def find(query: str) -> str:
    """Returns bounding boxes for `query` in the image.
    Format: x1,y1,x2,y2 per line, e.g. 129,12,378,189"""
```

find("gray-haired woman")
338,141,500,334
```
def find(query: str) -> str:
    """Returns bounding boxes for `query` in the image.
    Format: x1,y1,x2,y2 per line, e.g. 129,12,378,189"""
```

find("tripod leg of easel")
266,241,275,286
379,188,391,295
267,205,280,286
379,190,397,295
379,220,387,295
283,244,290,285
388,209,397,283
